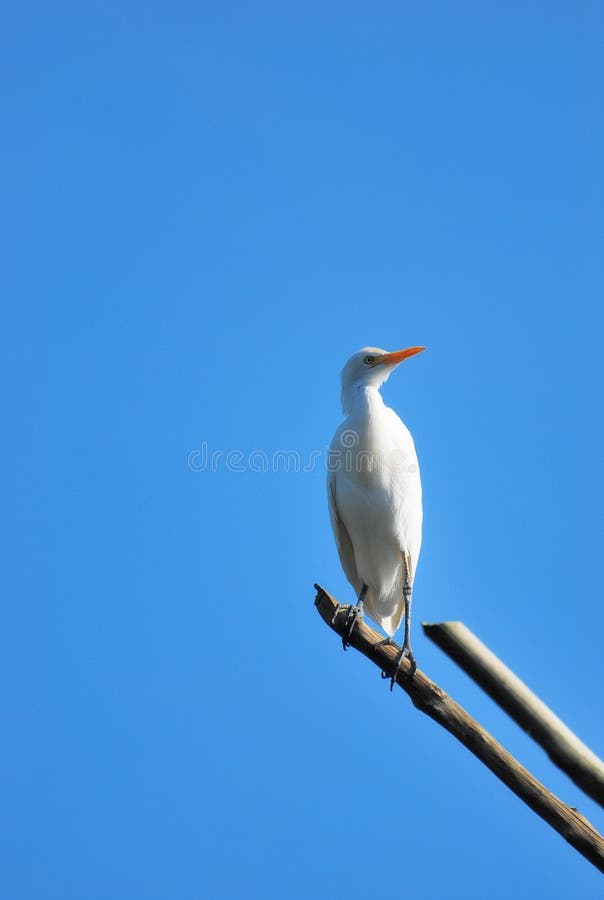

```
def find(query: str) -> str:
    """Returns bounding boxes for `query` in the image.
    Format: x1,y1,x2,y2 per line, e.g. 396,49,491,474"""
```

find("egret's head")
340,345,425,412
341,345,425,391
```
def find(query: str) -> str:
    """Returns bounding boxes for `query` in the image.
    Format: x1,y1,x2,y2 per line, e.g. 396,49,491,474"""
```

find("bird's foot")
381,645,417,691
342,603,364,650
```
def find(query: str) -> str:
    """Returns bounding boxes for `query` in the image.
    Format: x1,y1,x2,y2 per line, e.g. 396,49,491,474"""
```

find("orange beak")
381,346,426,366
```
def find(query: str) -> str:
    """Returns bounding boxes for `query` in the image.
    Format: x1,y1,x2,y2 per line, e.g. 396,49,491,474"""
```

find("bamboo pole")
422,620,604,807
314,585,604,874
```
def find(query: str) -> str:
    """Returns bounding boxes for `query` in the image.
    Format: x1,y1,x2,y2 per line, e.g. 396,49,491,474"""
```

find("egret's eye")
364,355,374,365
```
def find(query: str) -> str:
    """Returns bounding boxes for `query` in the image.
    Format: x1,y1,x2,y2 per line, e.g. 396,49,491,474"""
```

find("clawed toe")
383,646,417,690
374,637,394,651
403,648,417,680
330,602,346,626
341,603,363,650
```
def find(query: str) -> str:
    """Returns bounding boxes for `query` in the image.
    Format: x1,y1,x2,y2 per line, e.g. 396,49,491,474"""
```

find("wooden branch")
314,585,604,874
422,620,604,808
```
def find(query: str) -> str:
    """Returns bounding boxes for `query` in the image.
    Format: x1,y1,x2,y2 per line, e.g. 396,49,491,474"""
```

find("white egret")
327,346,425,686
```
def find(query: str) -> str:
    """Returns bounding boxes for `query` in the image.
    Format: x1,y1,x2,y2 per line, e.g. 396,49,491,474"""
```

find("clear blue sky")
3,3,603,898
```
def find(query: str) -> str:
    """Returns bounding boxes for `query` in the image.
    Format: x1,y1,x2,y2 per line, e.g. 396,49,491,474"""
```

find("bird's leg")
342,584,367,650
388,554,417,690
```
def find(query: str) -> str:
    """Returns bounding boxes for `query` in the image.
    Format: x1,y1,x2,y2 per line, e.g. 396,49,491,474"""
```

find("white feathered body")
328,386,422,636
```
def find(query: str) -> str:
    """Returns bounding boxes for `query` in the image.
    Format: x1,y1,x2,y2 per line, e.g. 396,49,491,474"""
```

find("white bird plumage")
328,345,425,661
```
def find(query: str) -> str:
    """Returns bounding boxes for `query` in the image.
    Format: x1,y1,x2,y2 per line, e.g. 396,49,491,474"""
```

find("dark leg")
388,554,417,690
342,584,367,650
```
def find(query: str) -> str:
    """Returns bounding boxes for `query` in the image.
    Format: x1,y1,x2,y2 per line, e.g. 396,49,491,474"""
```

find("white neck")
341,382,386,417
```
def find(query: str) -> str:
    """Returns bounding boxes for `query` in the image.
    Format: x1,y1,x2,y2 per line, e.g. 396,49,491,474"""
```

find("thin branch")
314,585,604,874
422,620,604,808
